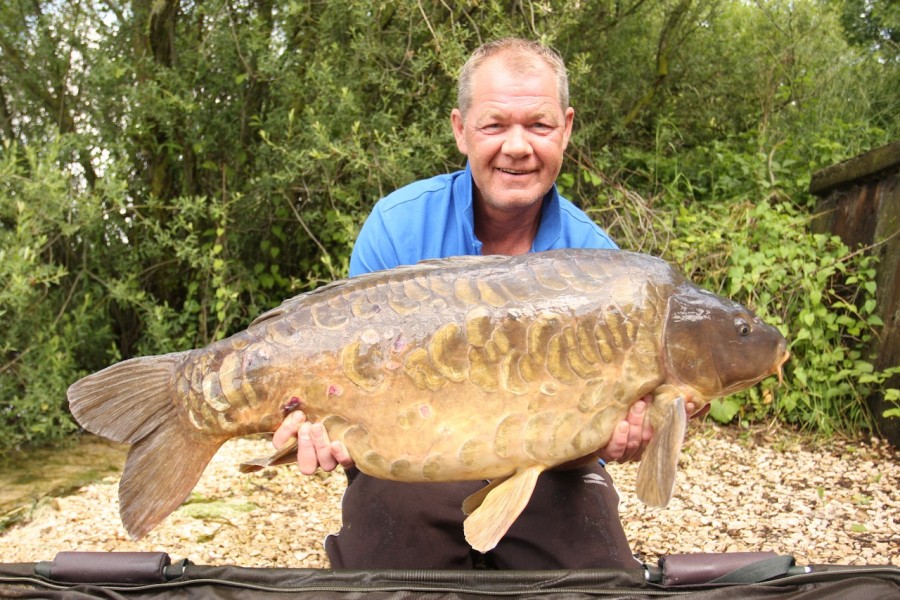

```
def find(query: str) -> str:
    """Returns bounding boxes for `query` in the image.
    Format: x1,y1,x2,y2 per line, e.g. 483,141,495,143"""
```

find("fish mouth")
717,349,791,397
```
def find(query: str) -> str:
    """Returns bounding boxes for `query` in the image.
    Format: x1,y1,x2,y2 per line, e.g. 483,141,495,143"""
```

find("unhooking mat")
0,551,898,599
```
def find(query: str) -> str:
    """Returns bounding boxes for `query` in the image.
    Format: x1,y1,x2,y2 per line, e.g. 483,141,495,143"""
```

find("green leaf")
708,398,741,423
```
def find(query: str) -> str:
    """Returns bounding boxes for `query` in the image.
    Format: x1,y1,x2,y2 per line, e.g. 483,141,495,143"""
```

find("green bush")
0,142,112,447
671,200,896,433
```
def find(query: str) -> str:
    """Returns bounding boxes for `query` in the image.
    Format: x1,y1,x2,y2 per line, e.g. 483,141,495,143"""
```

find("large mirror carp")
68,249,789,552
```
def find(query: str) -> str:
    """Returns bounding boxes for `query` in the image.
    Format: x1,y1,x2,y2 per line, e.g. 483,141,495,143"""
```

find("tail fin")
67,353,224,539
119,415,222,539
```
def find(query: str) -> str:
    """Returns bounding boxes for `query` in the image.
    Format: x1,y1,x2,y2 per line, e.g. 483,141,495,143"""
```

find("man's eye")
479,124,504,134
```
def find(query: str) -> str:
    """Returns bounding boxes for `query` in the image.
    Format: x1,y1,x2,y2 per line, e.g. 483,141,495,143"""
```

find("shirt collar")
455,161,563,254
533,185,562,252
454,162,481,254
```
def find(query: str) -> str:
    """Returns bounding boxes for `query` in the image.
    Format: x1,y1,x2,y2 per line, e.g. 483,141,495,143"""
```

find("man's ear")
451,108,467,154
562,107,574,149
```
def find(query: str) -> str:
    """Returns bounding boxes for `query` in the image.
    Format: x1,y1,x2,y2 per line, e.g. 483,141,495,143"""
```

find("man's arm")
348,206,401,277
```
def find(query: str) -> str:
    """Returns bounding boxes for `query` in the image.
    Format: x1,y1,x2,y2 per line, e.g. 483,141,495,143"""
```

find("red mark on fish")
281,396,301,416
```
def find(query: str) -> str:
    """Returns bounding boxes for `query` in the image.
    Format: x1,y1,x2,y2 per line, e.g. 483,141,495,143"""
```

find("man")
274,38,691,569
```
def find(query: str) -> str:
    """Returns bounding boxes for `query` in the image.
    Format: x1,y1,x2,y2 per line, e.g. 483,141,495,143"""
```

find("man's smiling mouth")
498,168,534,175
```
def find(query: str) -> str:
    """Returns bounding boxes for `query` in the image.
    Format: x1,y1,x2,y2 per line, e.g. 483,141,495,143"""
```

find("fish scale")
67,249,789,552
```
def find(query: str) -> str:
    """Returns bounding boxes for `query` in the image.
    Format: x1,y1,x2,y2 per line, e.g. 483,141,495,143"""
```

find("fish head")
663,285,789,403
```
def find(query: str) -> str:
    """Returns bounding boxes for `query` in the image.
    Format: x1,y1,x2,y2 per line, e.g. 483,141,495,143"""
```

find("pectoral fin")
462,465,543,553
239,436,299,473
635,396,687,507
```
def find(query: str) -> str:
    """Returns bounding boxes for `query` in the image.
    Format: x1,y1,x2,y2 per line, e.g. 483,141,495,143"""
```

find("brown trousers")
324,463,637,569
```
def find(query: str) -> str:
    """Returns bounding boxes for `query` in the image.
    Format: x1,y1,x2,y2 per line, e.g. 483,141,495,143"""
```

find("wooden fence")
810,140,900,445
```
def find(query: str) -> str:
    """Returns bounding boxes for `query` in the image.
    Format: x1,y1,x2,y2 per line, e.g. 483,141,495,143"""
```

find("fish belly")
326,383,636,482
297,322,664,483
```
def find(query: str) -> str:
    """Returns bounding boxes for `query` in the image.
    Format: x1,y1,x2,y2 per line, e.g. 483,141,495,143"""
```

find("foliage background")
1,0,898,450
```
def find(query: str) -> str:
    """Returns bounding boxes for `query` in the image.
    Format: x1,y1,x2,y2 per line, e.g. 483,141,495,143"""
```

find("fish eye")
735,318,751,336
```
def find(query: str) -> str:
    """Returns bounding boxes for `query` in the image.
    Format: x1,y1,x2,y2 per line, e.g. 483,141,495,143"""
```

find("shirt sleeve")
348,206,401,277
554,196,619,251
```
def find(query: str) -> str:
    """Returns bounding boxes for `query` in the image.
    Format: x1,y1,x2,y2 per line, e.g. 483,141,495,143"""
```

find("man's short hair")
457,37,569,118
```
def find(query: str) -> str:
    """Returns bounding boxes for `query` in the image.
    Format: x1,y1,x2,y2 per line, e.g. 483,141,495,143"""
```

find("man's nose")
502,125,533,157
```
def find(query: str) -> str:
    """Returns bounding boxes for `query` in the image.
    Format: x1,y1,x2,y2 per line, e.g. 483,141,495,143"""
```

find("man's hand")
272,411,355,475
597,396,709,464
597,397,653,464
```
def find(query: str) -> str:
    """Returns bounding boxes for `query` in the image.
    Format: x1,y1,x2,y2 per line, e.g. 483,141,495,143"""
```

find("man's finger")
310,423,339,472
331,441,356,469
626,400,646,444
622,400,646,460
596,420,630,463
621,399,655,462
296,422,320,475
273,410,305,449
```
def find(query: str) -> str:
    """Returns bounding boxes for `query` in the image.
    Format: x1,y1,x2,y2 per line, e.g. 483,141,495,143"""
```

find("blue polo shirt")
349,162,617,277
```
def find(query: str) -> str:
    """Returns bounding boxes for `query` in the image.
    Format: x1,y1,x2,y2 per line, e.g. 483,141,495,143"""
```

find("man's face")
451,54,574,214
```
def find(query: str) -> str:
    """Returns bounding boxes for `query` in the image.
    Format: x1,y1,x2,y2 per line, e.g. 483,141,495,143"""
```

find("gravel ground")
0,423,897,569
